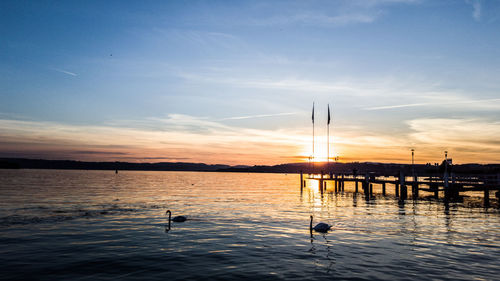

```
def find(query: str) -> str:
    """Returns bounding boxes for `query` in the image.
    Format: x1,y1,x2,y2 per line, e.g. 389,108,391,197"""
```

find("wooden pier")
299,170,500,207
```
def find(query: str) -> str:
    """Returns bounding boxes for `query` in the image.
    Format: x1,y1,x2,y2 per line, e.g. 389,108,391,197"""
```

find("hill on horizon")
1,158,499,175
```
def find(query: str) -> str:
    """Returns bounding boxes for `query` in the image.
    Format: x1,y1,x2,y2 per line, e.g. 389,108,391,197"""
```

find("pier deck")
300,171,500,206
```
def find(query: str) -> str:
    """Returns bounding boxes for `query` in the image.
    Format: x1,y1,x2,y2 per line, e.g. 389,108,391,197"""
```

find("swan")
166,210,187,223
310,215,331,233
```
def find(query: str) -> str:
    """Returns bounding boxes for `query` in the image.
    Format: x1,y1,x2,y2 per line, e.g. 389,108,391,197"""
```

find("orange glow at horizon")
1,118,500,165
299,135,341,163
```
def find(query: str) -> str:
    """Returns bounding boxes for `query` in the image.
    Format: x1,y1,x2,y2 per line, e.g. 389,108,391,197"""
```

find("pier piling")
412,182,419,198
401,185,407,200
298,170,499,207
484,187,490,207
399,171,406,200
364,174,369,197
335,174,339,193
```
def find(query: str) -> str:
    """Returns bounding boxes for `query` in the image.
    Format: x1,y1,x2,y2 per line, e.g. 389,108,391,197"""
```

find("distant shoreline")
1,158,499,175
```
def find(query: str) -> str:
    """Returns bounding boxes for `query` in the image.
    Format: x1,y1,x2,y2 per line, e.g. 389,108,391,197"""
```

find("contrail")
51,67,77,76
364,98,500,111
364,103,429,110
220,112,297,120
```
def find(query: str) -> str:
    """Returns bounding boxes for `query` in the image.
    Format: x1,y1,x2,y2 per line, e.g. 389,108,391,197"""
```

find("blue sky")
1,0,499,164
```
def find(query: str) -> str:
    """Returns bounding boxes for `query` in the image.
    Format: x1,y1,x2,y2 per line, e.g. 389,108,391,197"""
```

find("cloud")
245,0,421,27
139,157,190,160
1,111,499,164
364,103,429,110
177,72,383,95
178,71,497,109
406,118,500,162
73,150,129,155
154,29,246,50
408,118,500,146
250,12,378,26
219,112,297,121
466,0,482,21
50,67,77,76
0,116,308,165
363,97,500,110
0,113,413,164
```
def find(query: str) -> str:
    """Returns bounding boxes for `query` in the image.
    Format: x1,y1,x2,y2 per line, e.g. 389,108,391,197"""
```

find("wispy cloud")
153,29,246,50
177,72,485,107
408,118,500,150
245,0,421,27
1,113,499,164
466,0,482,21
219,112,297,121
0,116,307,165
50,67,77,76
177,72,382,95
364,103,429,110
73,150,129,155
250,12,378,26
363,97,500,110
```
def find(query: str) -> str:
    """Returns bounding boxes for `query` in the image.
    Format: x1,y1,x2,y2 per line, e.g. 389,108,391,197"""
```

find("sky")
1,0,500,165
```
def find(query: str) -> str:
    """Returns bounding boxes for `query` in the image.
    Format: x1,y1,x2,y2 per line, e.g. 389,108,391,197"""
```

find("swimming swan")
166,210,187,223
310,215,331,233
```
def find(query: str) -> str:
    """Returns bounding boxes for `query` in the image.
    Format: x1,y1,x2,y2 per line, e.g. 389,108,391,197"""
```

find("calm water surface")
0,170,499,280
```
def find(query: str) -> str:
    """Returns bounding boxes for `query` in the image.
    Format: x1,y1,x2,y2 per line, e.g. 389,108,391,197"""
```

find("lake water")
1,169,499,280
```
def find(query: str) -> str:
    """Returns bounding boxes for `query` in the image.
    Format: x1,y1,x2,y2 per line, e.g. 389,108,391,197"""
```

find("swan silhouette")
166,210,187,223
310,215,331,233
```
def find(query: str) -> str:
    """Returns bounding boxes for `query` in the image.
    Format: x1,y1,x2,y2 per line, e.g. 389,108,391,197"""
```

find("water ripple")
0,169,499,280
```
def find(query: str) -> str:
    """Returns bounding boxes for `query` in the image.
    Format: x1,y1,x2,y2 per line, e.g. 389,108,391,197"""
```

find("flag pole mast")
327,104,330,173
312,102,315,175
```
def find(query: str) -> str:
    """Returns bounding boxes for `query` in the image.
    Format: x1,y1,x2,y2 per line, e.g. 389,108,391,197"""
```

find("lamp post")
444,151,448,174
443,151,449,199
411,148,415,177
444,150,448,174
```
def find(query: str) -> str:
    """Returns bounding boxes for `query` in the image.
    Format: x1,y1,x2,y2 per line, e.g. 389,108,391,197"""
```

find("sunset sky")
1,0,499,165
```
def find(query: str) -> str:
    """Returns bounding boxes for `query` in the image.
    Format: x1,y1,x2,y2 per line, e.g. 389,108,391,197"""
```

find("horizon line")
1,157,498,166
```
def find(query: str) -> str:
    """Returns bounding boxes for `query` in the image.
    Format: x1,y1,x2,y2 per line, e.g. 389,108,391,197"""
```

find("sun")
300,140,339,162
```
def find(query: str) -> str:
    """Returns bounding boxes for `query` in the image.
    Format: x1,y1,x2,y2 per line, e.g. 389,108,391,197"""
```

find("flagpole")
312,102,315,175
327,104,329,172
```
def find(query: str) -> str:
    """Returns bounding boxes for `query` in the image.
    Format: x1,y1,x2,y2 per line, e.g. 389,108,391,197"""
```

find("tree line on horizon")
1,158,499,175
